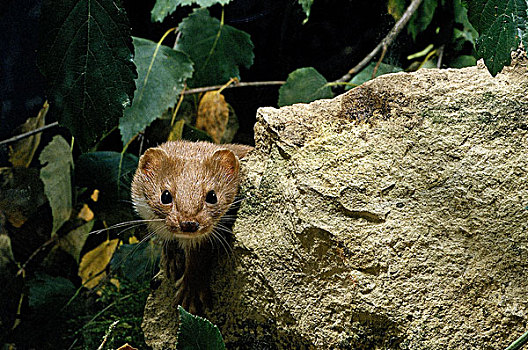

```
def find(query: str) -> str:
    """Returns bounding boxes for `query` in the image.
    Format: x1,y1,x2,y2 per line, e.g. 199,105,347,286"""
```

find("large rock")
142,55,528,349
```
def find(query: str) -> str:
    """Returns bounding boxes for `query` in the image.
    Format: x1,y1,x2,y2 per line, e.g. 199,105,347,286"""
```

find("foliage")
298,0,314,23
152,0,232,23
38,0,136,151
120,37,194,146
466,0,528,76
28,273,76,312
17,241,156,349
75,151,139,199
278,67,333,107
177,306,225,350
39,135,73,235
175,8,254,88
347,62,403,88
407,0,438,41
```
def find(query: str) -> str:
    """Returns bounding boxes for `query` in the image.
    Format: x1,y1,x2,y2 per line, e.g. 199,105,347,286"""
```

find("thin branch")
437,44,445,68
334,0,424,84
372,45,388,79
16,236,57,276
182,81,286,95
0,122,59,146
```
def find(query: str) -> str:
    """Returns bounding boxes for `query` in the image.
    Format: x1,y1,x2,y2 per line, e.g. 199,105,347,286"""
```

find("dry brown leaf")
0,167,46,228
77,204,94,221
117,344,138,350
196,91,229,143
8,101,48,168
78,238,118,289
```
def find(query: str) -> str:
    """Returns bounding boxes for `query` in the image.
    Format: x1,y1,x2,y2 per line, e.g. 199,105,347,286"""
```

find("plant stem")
506,330,528,350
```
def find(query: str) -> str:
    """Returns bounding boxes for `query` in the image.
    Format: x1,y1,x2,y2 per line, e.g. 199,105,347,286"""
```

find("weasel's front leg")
171,243,214,315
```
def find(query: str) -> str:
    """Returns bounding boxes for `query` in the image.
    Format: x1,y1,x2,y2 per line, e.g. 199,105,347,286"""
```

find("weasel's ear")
211,149,239,176
138,147,167,177
223,144,254,159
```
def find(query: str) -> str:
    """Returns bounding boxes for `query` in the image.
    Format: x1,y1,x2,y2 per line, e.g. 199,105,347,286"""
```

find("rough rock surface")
142,56,528,349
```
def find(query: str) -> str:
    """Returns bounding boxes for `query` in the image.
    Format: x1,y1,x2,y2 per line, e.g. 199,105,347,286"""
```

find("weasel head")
131,144,240,248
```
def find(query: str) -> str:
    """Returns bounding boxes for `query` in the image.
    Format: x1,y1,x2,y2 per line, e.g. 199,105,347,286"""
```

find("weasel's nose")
180,221,199,233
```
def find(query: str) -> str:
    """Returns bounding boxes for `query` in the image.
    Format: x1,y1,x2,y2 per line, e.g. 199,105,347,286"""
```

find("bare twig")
437,44,445,68
372,45,388,79
16,236,57,276
334,0,424,84
0,121,59,146
182,80,286,95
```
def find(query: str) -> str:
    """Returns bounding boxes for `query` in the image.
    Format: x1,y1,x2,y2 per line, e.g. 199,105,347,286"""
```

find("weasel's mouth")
167,226,208,239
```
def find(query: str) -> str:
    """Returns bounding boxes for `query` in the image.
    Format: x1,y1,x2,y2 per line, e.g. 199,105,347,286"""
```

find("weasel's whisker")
89,219,164,236
211,229,233,258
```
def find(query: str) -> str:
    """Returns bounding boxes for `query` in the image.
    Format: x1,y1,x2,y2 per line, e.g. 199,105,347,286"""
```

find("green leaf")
278,67,333,107
120,37,194,145
177,306,225,350
450,55,477,68
75,151,139,200
347,62,404,89
59,221,94,263
38,0,136,151
176,8,255,88
39,136,73,236
110,241,160,282
182,124,214,142
453,0,478,45
28,273,76,311
151,0,232,23
298,0,314,23
466,0,527,76
407,0,438,41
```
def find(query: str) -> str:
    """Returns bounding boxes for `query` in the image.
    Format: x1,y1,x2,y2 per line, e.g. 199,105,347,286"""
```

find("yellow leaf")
77,204,94,222
90,189,99,202
78,239,119,289
110,278,120,289
387,0,405,21
167,119,185,141
128,236,139,244
196,91,229,143
8,101,48,168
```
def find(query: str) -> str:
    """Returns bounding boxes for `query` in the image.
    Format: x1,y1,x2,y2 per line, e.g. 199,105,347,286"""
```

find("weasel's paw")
174,277,211,315
150,271,163,290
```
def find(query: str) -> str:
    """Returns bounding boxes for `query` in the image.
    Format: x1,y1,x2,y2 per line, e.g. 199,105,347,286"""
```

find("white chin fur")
133,194,210,249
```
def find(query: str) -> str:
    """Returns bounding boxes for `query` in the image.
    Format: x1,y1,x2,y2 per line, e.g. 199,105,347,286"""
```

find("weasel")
131,140,252,314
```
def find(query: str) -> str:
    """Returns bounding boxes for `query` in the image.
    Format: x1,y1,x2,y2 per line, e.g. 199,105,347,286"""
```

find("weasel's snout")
180,221,199,233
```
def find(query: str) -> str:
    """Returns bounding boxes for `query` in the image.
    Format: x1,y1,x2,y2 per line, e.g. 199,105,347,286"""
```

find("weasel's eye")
160,190,172,204
205,190,217,204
